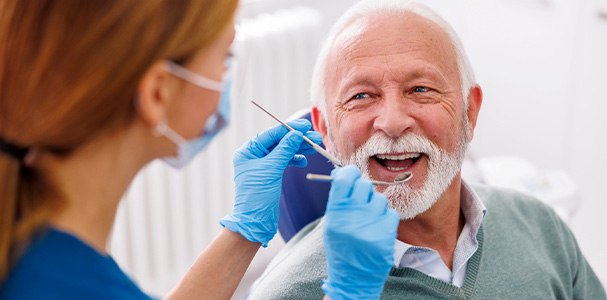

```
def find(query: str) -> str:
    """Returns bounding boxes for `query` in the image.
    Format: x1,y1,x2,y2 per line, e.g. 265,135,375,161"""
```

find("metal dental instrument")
251,100,342,166
306,172,412,186
251,99,413,186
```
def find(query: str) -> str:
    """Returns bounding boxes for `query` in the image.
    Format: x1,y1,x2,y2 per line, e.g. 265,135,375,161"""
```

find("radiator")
109,6,322,297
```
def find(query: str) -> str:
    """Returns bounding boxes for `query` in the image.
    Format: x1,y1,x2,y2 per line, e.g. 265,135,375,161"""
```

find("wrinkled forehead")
325,12,460,93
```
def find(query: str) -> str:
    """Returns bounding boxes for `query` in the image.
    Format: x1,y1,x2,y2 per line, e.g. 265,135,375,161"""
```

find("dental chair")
278,111,333,242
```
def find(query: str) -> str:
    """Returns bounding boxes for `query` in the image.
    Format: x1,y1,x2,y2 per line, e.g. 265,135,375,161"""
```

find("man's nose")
372,96,415,138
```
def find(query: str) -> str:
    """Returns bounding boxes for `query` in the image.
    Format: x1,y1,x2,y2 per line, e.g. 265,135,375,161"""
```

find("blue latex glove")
220,119,322,247
322,165,400,300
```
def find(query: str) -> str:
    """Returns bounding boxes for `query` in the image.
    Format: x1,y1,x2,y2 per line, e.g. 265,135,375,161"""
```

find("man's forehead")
325,13,459,90
336,13,452,55
331,18,369,54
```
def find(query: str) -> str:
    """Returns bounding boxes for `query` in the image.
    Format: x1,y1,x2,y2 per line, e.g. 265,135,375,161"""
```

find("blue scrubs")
0,227,153,299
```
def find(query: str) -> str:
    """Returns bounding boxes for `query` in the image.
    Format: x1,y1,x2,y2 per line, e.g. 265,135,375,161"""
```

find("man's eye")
351,93,370,100
413,86,430,93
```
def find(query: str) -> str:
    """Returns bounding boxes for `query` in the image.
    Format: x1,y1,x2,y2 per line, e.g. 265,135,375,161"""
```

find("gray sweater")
249,184,606,299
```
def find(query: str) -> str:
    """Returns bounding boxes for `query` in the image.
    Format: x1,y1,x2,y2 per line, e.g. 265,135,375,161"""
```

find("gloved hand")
220,119,322,247
322,165,400,300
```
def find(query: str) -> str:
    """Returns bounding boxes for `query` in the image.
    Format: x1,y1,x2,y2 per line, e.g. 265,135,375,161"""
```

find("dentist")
0,1,398,299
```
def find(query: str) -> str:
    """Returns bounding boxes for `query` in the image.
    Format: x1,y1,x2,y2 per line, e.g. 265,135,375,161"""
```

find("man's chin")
383,185,440,220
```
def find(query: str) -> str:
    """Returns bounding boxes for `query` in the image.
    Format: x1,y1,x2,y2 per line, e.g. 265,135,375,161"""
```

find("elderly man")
249,0,606,299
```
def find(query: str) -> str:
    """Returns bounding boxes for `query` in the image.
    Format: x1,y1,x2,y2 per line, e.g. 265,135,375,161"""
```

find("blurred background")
108,0,607,298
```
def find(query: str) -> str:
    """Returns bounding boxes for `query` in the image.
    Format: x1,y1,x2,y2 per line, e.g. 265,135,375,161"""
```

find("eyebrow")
399,65,449,84
337,76,378,99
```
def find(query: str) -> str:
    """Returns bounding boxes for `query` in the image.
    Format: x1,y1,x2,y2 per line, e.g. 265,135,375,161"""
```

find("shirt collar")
460,179,487,235
393,179,487,266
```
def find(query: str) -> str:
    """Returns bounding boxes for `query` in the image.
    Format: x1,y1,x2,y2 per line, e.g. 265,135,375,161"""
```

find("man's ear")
465,85,483,141
135,60,175,129
311,106,331,150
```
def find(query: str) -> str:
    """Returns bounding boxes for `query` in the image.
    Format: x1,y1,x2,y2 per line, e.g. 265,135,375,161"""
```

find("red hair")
0,0,238,281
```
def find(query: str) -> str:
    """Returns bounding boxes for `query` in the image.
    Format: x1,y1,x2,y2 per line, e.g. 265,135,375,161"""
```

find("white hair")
310,0,476,118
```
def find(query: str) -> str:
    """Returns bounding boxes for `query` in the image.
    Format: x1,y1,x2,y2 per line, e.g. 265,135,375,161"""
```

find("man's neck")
396,177,464,269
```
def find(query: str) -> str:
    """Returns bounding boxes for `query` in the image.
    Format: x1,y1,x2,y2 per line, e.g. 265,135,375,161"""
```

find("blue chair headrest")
278,111,334,242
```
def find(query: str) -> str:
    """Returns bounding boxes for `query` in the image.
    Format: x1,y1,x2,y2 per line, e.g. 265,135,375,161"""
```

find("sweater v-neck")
388,226,484,299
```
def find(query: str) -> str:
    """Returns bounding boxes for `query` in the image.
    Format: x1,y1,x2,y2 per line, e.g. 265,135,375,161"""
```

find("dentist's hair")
310,0,476,118
0,0,237,281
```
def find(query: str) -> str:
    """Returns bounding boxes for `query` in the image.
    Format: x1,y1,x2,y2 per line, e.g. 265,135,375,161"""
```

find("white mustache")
348,133,440,165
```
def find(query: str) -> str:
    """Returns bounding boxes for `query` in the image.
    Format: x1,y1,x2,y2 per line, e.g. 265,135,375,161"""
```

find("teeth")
386,166,407,171
376,153,420,160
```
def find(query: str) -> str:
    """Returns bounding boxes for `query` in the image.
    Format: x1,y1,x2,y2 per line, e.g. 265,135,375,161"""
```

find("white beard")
328,122,469,220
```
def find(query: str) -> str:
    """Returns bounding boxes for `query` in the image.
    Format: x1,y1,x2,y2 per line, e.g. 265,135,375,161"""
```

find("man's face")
317,13,474,219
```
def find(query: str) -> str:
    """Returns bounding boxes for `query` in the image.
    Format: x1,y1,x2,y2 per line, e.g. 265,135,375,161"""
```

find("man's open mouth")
371,153,422,172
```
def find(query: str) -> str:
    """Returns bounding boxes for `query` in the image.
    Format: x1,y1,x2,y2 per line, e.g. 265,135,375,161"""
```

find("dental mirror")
306,172,412,186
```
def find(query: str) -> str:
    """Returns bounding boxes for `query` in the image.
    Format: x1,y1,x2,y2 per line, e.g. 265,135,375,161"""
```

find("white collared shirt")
393,180,486,287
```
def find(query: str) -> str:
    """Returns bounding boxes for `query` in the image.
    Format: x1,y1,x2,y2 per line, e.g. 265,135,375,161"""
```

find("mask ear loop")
165,61,223,92
159,61,230,146
153,120,187,146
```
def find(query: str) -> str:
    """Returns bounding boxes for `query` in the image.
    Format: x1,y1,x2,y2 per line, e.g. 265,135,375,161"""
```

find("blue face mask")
154,61,232,169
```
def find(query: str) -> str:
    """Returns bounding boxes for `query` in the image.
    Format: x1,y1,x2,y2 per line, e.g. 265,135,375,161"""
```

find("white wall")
567,0,607,286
